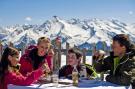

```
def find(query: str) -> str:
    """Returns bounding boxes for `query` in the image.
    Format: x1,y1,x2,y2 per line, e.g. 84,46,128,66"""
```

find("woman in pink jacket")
19,37,54,76
0,47,49,89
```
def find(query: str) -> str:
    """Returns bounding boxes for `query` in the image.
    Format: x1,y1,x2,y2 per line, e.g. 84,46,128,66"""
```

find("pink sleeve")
19,55,33,76
7,68,43,86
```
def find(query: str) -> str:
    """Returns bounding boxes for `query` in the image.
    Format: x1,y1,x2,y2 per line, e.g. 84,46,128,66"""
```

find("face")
94,51,100,57
37,42,50,56
67,53,79,66
8,55,19,66
112,41,126,56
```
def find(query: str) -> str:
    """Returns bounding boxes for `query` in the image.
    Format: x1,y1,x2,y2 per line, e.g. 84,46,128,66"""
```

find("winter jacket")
95,50,135,86
19,46,53,76
59,64,97,79
0,68,43,89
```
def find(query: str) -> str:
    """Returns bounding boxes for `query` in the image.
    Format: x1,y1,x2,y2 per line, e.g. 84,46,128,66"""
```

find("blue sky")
0,0,135,26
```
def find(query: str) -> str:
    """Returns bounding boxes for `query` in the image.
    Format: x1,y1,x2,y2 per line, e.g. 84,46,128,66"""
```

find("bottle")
72,65,79,86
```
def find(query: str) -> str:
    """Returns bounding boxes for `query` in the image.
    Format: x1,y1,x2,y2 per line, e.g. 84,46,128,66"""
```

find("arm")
19,55,32,76
94,56,111,72
85,64,98,77
7,68,43,86
59,66,66,78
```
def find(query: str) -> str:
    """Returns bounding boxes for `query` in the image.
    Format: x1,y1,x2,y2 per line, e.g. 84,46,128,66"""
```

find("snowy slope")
0,16,135,50
0,26,9,39
126,23,135,35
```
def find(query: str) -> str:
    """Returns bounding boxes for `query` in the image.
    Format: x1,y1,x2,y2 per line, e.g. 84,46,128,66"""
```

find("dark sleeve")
86,67,93,75
106,58,135,86
85,64,98,77
94,56,112,72
59,66,66,78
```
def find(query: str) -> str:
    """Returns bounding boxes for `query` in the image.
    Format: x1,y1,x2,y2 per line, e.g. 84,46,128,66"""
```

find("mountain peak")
52,16,61,22
1,17,135,50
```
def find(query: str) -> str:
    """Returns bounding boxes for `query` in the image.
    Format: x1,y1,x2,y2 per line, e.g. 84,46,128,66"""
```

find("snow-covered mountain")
0,16,135,50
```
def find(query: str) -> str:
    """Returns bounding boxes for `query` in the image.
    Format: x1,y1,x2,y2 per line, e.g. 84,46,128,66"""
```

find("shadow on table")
78,81,129,89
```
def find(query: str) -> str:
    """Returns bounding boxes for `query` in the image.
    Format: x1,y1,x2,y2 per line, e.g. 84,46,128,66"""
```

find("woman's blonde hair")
37,37,51,45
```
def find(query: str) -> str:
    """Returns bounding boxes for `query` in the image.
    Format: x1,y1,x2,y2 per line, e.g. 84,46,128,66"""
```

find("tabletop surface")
8,79,131,89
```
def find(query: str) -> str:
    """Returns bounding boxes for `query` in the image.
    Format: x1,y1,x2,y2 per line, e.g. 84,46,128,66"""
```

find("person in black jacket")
94,34,135,86
59,48,97,79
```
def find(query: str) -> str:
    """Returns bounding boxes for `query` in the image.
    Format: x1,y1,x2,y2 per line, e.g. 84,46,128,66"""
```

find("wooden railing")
0,41,110,71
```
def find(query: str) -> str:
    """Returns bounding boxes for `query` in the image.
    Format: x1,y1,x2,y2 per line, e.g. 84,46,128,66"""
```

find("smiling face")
8,54,19,67
37,42,50,56
67,53,79,66
37,37,51,56
112,40,126,56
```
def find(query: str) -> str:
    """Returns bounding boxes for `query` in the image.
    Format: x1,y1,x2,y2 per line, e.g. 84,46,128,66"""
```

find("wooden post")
82,48,86,64
53,49,58,71
52,39,57,71
66,42,69,65
53,37,62,71
58,43,61,68
8,42,14,47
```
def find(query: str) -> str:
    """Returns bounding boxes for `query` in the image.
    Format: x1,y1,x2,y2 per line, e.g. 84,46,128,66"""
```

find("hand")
93,51,100,60
41,63,51,73
93,50,105,60
93,51,99,56
48,49,54,57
